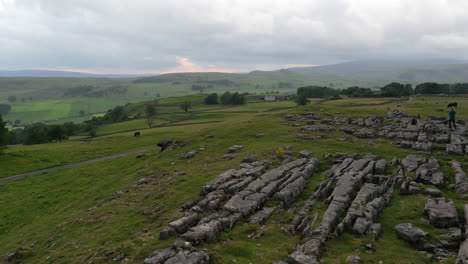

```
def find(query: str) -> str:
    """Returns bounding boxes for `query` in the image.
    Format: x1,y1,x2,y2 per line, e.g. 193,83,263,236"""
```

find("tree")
204,93,219,105
220,92,232,105
340,86,374,97
180,101,192,112
381,82,412,97
220,92,246,105
62,122,80,136
0,115,8,149
0,104,11,115
296,95,309,106
145,104,156,128
7,96,17,103
48,125,67,142
297,86,340,99
23,123,49,145
8,128,23,145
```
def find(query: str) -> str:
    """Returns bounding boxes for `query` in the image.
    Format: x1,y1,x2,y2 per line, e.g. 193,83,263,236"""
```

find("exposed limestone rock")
401,155,427,172
287,251,319,264
424,197,459,228
249,207,276,224
168,214,199,234
447,144,464,156
180,151,197,159
227,145,244,153
375,159,386,174
394,223,428,244
301,125,334,133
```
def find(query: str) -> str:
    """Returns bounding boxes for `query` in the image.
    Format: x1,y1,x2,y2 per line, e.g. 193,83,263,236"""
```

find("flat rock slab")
424,197,459,228
394,223,427,244
249,206,276,224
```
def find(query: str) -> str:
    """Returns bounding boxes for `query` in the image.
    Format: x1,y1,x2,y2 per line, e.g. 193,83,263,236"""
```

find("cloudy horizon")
1,0,468,74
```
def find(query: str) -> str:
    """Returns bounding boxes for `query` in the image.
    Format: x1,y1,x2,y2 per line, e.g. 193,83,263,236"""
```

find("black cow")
134,132,141,137
447,102,458,108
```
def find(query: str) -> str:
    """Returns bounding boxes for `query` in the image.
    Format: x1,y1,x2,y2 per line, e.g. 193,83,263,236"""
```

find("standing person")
448,107,457,131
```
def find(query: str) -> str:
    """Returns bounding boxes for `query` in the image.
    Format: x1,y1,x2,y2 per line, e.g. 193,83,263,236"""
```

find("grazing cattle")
134,132,141,137
447,102,458,108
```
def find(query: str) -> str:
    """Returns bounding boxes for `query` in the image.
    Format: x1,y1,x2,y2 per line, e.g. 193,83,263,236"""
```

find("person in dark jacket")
448,107,457,130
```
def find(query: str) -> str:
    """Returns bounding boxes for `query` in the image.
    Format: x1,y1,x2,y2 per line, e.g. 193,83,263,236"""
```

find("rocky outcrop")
424,197,459,228
301,125,334,133
155,156,320,250
456,204,468,263
453,161,468,197
144,240,209,264
394,223,428,245
282,156,396,263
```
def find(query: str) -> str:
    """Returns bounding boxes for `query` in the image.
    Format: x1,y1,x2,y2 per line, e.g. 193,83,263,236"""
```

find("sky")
1,0,468,74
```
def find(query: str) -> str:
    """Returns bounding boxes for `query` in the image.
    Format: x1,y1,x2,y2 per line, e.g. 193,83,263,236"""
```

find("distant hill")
0,70,153,78
288,59,468,83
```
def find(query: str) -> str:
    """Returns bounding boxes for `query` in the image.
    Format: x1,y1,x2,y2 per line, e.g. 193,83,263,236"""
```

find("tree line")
204,92,247,105
297,81,468,101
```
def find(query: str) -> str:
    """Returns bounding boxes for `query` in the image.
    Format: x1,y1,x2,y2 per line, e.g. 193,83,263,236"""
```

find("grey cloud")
1,0,468,72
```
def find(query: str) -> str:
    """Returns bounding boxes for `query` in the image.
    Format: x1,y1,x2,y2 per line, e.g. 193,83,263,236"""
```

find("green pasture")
0,96,467,263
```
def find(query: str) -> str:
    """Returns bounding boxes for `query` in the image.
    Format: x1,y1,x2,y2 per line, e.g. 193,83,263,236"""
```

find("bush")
220,92,246,105
204,93,219,104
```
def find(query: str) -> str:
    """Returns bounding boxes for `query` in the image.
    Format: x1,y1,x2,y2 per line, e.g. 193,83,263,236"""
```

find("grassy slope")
0,97,467,263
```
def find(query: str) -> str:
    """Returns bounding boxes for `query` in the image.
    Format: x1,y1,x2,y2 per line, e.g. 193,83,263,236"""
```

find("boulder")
299,150,312,158
401,155,426,172
157,139,174,151
447,144,464,155
301,125,334,133
144,248,177,264
227,145,244,153
180,151,197,159
164,250,210,264
249,207,276,224
181,220,223,243
287,251,319,264
457,240,468,264
423,188,442,197
424,197,459,228
242,155,257,163
394,223,428,244
168,214,199,234
374,159,386,174
346,255,362,263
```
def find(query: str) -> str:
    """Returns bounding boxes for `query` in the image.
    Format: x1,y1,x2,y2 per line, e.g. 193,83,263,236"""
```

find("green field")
0,96,467,263
0,70,387,125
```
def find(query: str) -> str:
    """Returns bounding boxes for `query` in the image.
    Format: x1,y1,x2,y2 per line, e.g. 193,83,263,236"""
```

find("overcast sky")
1,0,468,73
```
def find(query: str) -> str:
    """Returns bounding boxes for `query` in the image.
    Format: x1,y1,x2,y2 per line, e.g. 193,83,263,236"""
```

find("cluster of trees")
0,115,8,149
298,81,468,101
4,121,82,145
0,104,11,115
297,86,341,100
203,92,247,105
339,86,374,97
380,82,413,97
414,82,468,94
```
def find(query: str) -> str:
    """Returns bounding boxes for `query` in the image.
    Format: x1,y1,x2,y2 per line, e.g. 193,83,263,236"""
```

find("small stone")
346,255,361,263
242,155,257,163
299,150,312,158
